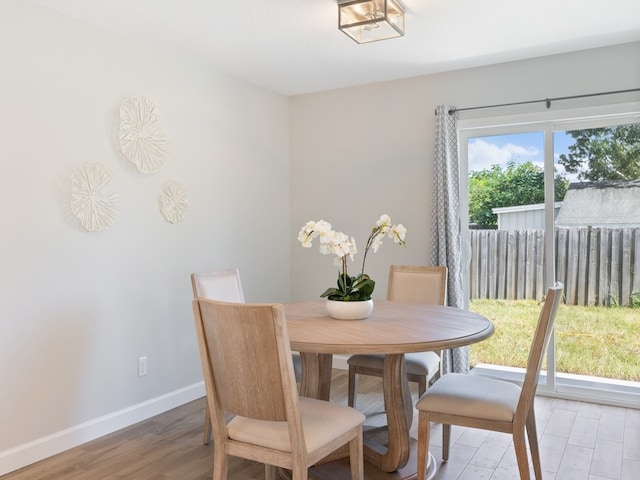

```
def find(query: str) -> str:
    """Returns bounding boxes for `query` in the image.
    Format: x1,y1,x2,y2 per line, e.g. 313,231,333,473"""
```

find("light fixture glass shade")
339,0,405,44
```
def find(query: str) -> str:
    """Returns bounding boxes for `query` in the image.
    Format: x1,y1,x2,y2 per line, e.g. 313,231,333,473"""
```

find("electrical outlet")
138,356,148,377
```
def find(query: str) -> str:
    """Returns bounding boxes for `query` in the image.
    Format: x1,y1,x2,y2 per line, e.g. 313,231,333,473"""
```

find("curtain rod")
441,88,640,115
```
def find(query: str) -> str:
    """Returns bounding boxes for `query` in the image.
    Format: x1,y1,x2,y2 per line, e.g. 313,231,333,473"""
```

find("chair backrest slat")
517,283,563,417
387,265,447,305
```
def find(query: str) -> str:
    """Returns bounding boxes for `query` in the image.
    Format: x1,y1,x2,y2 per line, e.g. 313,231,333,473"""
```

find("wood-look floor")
3,370,639,480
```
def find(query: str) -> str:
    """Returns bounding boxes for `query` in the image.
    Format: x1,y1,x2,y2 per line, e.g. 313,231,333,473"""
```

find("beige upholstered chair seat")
229,397,365,452
348,351,440,377
416,373,521,423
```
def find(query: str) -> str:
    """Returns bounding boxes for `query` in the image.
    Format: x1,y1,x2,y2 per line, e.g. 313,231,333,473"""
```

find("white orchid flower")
390,224,407,244
298,230,314,247
315,220,333,241
371,235,384,253
377,214,391,227
319,243,332,255
348,236,357,260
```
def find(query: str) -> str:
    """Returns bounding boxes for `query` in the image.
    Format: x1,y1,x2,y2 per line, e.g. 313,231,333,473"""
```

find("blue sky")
467,131,576,179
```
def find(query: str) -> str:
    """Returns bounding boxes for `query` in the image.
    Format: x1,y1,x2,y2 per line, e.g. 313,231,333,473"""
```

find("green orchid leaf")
320,287,342,298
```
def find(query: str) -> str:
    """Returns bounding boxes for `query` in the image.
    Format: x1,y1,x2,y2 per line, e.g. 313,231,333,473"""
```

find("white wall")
0,1,290,473
289,41,640,302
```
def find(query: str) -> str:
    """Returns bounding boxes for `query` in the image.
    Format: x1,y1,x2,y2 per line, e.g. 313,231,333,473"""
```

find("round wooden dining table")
284,300,494,480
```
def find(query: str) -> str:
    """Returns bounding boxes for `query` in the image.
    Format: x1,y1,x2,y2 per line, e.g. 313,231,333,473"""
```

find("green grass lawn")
469,299,640,382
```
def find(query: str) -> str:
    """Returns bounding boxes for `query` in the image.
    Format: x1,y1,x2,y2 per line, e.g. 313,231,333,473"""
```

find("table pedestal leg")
299,352,333,400
295,352,438,479
371,354,413,471
352,353,413,472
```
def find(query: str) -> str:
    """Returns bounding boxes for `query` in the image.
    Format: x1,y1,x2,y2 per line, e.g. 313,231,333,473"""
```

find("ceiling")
29,0,640,96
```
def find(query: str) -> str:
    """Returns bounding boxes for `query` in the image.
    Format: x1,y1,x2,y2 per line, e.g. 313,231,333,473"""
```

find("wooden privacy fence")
469,227,640,306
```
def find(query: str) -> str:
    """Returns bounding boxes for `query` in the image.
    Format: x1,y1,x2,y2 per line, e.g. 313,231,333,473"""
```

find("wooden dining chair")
415,283,563,480
347,265,448,407
191,268,245,445
191,268,303,444
193,298,365,480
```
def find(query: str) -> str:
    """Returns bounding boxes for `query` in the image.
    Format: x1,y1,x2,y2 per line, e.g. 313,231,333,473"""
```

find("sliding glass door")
551,119,640,403
459,106,640,406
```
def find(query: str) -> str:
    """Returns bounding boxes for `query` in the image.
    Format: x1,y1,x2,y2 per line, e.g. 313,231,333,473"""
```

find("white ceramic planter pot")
325,299,374,320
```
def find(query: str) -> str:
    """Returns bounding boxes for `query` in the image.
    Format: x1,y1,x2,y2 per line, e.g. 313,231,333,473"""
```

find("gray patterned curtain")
430,105,469,374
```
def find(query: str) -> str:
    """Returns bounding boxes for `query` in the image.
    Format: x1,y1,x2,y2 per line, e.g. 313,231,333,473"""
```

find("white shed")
492,203,563,230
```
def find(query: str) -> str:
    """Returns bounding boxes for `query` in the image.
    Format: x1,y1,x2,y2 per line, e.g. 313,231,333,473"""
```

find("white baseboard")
0,382,206,476
333,354,349,370
1,359,351,476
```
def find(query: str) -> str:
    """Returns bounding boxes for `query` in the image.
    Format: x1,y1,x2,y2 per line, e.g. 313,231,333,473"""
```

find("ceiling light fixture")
338,0,405,44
